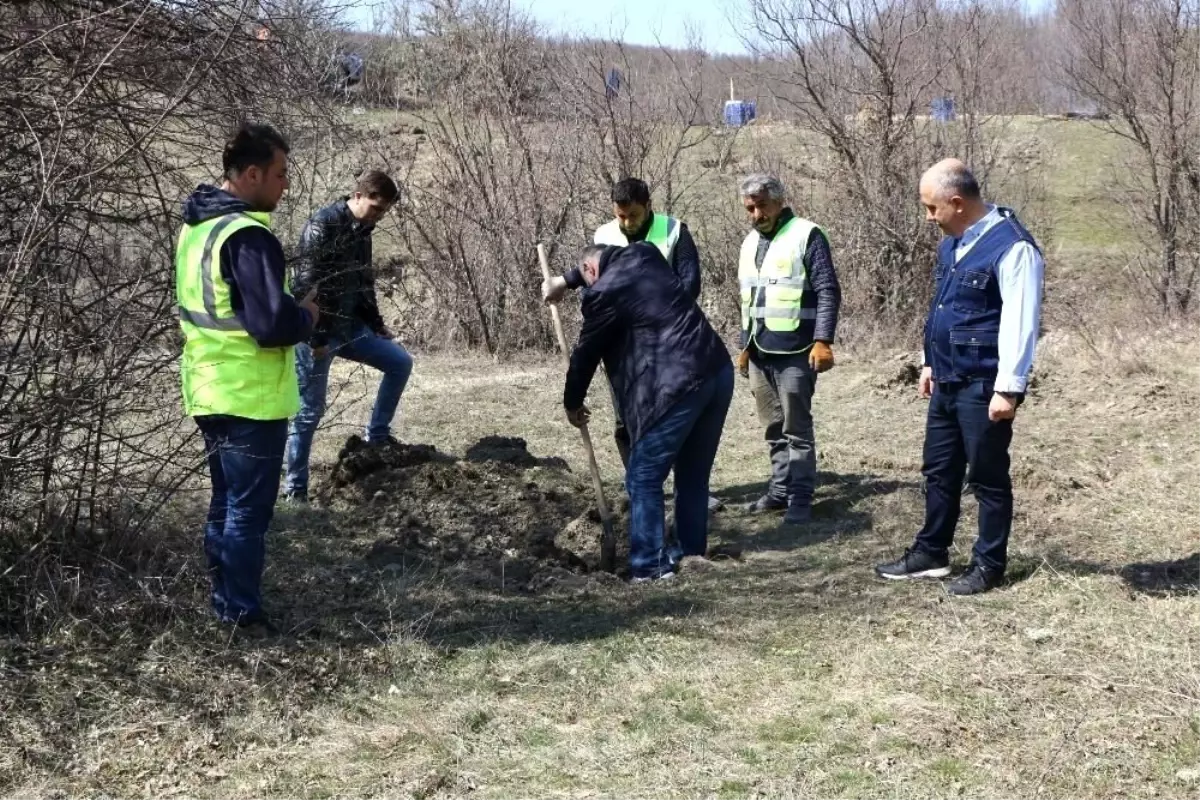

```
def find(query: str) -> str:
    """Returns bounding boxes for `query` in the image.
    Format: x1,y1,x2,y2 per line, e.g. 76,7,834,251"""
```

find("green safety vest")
594,213,682,262
738,216,822,354
176,211,300,420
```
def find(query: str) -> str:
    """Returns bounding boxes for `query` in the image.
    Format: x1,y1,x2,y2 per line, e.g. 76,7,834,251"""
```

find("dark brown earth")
323,435,628,592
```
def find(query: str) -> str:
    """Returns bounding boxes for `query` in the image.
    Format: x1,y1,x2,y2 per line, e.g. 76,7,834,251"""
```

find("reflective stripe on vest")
175,210,300,420
594,213,681,262
177,213,249,330
737,216,822,353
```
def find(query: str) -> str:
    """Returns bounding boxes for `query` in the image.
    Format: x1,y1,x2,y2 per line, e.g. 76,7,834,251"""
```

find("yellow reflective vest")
594,213,682,263
739,216,823,355
176,211,300,420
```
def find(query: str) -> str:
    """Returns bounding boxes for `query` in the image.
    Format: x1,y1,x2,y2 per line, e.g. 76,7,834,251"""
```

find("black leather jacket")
292,198,385,346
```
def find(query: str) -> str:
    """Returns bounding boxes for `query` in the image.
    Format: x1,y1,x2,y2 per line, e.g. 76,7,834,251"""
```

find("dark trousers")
749,353,818,507
913,380,1015,572
626,366,734,578
196,415,288,623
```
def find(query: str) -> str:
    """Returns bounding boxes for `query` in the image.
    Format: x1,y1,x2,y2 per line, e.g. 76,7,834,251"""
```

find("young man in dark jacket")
562,243,734,582
283,170,411,503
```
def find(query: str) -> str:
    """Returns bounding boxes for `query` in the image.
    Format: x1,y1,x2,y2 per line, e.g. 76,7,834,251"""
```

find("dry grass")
2,116,1198,799
3,331,1197,799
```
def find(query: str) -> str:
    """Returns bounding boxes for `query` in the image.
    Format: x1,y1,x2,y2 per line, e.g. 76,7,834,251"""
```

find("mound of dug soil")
324,436,626,592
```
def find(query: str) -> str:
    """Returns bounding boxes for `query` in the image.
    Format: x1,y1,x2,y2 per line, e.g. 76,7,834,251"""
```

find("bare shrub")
0,0,345,632
1059,0,1200,317
742,0,1052,346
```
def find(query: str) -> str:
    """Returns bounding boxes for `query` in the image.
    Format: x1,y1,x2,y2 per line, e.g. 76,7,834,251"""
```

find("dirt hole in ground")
323,435,627,592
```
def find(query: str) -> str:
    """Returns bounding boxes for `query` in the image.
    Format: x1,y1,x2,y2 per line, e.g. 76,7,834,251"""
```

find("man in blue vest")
875,159,1044,596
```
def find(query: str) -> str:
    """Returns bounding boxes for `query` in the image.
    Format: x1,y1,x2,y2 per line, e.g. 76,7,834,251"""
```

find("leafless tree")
0,0,346,628
1059,0,1200,316
551,31,723,213
739,0,1049,340
376,0,587,354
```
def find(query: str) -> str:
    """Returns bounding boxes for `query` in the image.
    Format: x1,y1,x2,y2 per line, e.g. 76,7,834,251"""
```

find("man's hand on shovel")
566,405,591,428
543,275,569,305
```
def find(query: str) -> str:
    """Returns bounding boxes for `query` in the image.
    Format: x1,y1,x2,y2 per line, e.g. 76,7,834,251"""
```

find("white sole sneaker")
878,566,952,580
631,571,677,584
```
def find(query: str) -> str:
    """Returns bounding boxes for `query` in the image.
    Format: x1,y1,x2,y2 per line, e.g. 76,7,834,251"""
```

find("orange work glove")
735,348,750,378
809,341,835,373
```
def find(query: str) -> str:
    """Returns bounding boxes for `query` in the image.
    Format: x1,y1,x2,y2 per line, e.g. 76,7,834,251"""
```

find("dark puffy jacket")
563,243,730,445
292,198,385,346
564,213,703,300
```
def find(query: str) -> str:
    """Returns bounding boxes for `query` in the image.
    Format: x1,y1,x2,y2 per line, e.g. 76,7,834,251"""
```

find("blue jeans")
913,380,1015,571
195,415,287,623
285,326,414,494
625,365,734,579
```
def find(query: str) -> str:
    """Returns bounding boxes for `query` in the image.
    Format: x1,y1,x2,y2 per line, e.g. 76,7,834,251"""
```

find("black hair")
222,122,290,178
611,177,651,207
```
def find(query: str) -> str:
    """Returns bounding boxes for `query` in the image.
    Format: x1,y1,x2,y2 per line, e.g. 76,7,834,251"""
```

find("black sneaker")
744,495,788,514
282,489,308,505
225,616,282,639
946,563,1004,596
783,504,812,525
874,547,951,580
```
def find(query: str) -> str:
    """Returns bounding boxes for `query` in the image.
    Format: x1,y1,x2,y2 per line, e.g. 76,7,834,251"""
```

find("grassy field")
3,331,1197,799
2,116,1198,799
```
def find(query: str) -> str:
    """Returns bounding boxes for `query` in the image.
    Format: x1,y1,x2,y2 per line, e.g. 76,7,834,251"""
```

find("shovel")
536,242,617,573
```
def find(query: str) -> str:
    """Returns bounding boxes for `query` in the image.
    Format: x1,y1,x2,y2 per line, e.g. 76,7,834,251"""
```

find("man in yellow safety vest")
176,122,319,635
736,174,842,526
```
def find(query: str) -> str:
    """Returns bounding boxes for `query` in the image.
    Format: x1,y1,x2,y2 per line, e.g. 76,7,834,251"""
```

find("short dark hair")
223,122,289,178
356,169,400,203
580,243,607,264
611,178,651,207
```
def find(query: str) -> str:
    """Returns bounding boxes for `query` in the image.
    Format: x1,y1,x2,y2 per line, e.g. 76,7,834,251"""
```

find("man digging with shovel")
542,178,724,513
553,243,733,582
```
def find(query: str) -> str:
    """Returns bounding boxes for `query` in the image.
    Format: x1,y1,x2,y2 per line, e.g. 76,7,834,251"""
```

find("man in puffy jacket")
561,243,733,582
544,178,701,466
283,170,411,503
176,122,318,633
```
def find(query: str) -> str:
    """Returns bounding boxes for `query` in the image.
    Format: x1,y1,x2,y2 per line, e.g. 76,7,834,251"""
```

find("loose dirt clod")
325,436,627,591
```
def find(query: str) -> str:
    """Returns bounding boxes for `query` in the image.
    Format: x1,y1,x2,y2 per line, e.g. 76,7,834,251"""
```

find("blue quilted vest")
923,208,1039,384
